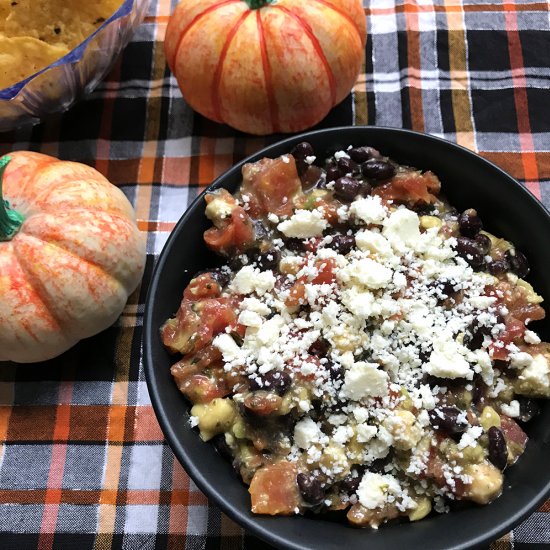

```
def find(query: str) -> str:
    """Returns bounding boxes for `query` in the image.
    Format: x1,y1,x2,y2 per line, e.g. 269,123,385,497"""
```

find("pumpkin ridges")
8,246,71,339
256,10,279,134
211,10,253,124
272,5,337,106
308,0,366,46
12,234,127,339
20,209,145,292
1,152,55,200
167,0,241,70
8,161,136,220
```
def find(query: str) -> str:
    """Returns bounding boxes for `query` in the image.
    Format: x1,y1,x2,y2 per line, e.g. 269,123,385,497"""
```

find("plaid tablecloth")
0,0,549,548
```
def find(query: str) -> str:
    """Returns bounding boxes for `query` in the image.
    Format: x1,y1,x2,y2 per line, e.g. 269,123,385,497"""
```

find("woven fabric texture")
0,0,549,548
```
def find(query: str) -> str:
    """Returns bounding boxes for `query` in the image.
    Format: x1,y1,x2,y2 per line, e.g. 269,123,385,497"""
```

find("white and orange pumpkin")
165,0,366,135
0,152,146,363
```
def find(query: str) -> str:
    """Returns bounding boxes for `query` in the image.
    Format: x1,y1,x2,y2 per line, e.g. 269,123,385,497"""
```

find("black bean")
463,331,483,350
505,249,530,278
434,278,457,297
488,259,510,276
475,233,491,255
337,157,360,175
291,141,315,159
472,376,485,407
255,248,281,271
458,209,483,238
249,372,291,395
361,159,396,181
418,346,432,364
463,320,493,350
455,236,484,268
297,473,325,504
210,268,231,288
263,371,292,395
328,362,344,382
328,234,356,255
291,142,315,175
339,474,361,494
488,426,508,470
360,181,373,197
308,338,330,357
517,397,540,422
428,406,468,435
334,177,362,202
285,238,304,252
228,254,249,271
348,146,381,163
325,165,342,182
368,458,390,474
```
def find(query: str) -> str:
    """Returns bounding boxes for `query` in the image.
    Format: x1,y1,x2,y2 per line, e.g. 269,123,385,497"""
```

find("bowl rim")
144,126,550,550
0,0,138,100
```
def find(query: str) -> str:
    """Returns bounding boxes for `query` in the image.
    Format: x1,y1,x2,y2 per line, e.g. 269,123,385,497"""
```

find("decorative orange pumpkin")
0,152,146,363
165,0,366,135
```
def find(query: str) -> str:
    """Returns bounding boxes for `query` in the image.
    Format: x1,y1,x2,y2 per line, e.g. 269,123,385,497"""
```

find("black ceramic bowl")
144,127,550,550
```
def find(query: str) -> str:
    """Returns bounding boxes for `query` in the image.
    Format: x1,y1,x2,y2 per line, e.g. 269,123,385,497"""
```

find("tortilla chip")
3,0,121,49
0,0,122,88
0,36,69,89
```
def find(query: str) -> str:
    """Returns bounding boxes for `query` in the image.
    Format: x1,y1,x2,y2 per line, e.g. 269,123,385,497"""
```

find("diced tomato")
284,258,336,307
171,345,228,404
490,318,526,361
243,391,282,416
292,355,322,382
204,207,255,255
176,373,229,404
183,273,222,301
312,258,336,284
161,297,237,355
304,237,324,253
494,280,545,324
314,198,340,225
500,415,528,463
423,440,446,487
499,415,528,449
285,281,305,307
241,156,303,217
249,461,301,515
373,170,440,205
161,301,201,354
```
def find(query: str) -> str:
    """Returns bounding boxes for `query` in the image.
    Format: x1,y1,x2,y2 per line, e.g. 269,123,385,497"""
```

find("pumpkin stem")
0,156,24,242
243,0,274,9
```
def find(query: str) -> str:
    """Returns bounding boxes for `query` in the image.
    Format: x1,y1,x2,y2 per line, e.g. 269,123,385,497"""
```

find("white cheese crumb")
277,209,328,238
237,310,263,328
342,362,389,400
382,208,421,250
356,423,377,443
240,297,271,316
229,266,275,295
189,415,199,428
500,400,520,418
524,330,541,345
294,417,322,449
424,338,473,379
510,351,534,369
212,333,242,362
340,258,393,289
457,426,483,449
349,196,387,225
357,472,402,510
